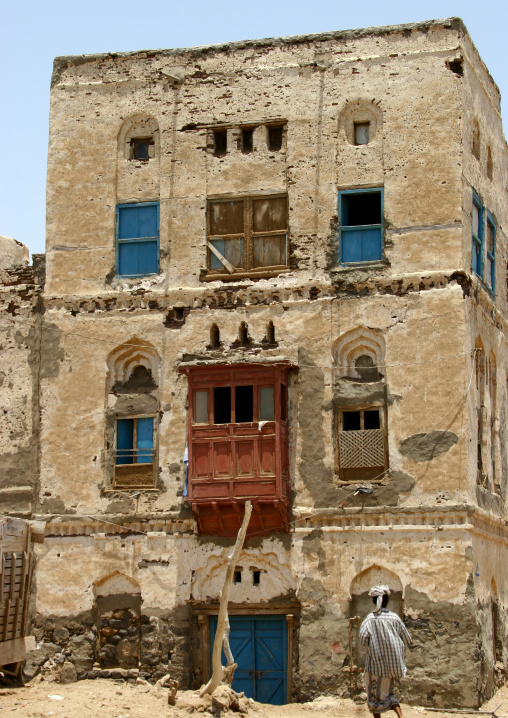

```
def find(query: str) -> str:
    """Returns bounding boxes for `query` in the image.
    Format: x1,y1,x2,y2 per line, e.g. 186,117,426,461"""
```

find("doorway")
210,615,287,704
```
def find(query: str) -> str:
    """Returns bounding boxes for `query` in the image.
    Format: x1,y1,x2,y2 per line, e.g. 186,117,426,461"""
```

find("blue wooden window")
472,192,483,279
116,417,154,465
117,202,159,277
486,211,496,292
339,188,383,264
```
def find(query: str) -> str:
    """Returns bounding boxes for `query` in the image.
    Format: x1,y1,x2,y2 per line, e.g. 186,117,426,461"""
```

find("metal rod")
422,704,502,717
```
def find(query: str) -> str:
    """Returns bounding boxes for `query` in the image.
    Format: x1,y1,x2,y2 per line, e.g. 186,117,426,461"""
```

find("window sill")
335,477,385,485
332,261,388,273
201,266,291,282
116,272,159,279
103,488,161,493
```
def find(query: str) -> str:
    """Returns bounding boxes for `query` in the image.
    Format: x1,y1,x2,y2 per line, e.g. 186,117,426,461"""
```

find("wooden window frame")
204,193,289,282
335,405,387,483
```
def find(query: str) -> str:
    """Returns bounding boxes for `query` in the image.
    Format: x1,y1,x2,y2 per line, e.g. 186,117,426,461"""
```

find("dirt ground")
1,678,507,718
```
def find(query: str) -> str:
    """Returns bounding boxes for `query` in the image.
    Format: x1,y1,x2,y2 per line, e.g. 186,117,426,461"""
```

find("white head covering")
368,585,391,613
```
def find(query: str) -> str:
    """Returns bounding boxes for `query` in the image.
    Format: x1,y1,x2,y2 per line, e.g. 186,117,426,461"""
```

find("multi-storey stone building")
1,16,508,708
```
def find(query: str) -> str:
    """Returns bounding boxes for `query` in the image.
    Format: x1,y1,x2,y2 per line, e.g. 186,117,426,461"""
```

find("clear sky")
2,0,507,258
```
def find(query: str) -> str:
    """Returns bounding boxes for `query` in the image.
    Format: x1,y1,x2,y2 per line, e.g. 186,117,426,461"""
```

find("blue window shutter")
136,418,154,464
138,242,158,276
117,419,134,464
138,204,158,238
342,229,363,263
117,203,159,276
118,206,141,239
118,242,140,277
361,228,382,261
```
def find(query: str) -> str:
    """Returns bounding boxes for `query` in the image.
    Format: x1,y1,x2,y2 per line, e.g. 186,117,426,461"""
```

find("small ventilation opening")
268,126,283,152
214,129,227,157
354,122,370,145
242,127,254,154
238,322,251,346
173,307,185,321
233,570,242,584
210,324,220,348
253,571,261,585
265,321,275,345
131,137,153,160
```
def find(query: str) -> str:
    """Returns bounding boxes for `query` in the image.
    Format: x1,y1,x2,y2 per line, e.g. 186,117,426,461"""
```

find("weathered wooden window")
206,195,288,278
213,129,228,157
116,202,159,277
114,417,155,488
354,122,370,145
131,137,154,160
268,125,284,151
339,189,383,264
338,408,386,482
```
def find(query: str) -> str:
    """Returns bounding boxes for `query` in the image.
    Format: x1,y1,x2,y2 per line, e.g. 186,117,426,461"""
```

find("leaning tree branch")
199,501,253,696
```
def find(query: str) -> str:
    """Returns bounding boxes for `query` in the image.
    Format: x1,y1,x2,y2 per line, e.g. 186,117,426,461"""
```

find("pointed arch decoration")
106,337,160,392
332,327,386,379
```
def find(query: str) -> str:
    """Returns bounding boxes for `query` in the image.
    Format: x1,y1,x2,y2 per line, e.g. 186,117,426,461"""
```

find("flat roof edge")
51,17,464,87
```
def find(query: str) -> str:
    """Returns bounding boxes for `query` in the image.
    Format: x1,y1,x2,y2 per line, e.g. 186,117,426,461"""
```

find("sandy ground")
1,678,507,718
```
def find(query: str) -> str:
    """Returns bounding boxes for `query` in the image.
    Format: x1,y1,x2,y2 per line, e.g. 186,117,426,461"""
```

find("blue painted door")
210,616,287,704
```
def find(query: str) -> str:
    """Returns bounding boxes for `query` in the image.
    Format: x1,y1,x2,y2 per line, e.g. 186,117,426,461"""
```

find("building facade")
1,17,508,707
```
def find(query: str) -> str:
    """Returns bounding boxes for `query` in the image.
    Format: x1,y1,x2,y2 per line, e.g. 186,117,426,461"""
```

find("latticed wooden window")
206,195,288,279
338,408,386,482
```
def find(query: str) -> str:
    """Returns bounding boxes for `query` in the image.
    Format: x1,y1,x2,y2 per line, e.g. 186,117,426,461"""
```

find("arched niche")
118,114,160,161
94,570,141,599
333,327,386,381
338,99,383,146
93,571,142,669
106,337,160,393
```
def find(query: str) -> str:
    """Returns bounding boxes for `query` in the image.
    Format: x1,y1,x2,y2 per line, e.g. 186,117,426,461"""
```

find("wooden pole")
199,501,252,697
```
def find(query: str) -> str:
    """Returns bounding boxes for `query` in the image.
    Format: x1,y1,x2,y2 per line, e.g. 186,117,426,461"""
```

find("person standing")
359,585,412,718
